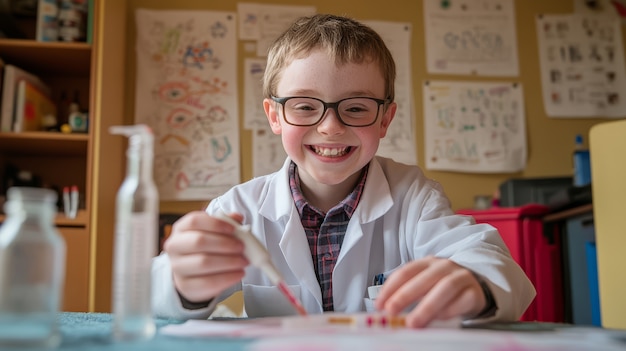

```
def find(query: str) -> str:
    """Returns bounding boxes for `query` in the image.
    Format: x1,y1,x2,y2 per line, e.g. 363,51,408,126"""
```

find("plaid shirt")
289,161,368,311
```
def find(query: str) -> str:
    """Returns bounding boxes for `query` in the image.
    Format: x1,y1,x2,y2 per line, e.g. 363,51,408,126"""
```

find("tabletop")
4,312,626,351
25,312,249,351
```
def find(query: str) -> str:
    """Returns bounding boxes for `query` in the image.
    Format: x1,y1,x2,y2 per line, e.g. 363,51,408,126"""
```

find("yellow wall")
124,0,625,212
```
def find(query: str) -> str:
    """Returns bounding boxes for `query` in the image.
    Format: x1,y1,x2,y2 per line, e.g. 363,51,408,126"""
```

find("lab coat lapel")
339,157,393,256
258,158,323,308
333,158,393,311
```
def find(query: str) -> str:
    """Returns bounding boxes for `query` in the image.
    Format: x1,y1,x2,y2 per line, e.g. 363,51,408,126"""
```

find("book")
13,80,57,132
0,57,4,114
86,0,94,44
36,0,60,42
0,64,50,132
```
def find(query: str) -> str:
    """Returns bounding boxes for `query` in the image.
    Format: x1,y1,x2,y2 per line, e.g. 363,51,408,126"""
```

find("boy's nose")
316,108,345,135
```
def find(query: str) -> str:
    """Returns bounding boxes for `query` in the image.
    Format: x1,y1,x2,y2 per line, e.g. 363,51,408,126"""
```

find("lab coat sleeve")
151,252,220,320
405,181,536,322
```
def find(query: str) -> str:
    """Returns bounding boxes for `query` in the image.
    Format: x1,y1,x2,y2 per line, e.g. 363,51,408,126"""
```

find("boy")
152,14,535,328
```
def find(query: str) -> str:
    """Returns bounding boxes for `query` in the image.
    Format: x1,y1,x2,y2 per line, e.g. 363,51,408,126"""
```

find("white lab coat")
152,156,535,321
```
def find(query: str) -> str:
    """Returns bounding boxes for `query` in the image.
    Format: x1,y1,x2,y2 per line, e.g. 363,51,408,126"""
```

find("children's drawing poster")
423,0,519,76
423,80,526,173
134,9,240,200
536,14,626,117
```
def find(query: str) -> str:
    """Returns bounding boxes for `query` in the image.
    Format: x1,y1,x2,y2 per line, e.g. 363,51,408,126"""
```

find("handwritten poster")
237,3,316,56
423,80,526,173
423,0,519,76
135,9,240,200
244,58,268,130
536,14,626,117
365,21,417,165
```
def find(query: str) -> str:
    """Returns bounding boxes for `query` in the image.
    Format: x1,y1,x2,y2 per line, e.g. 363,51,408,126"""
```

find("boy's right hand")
163,211,250,305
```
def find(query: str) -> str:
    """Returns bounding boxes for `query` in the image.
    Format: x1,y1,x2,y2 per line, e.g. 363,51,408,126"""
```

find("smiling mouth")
310,145,352,157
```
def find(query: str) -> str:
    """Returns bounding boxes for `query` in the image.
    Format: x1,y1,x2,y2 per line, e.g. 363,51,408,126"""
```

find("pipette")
216,213,307,316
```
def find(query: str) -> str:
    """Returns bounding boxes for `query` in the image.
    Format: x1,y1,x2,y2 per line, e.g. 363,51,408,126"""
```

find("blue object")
565,213,596,325
573,134,592,187
586,241,602,327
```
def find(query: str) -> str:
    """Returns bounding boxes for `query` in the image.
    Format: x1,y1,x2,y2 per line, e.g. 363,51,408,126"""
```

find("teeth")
313,146,348,157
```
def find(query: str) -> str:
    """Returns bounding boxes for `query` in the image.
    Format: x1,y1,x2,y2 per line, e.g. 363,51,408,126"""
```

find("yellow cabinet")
58,226,89,312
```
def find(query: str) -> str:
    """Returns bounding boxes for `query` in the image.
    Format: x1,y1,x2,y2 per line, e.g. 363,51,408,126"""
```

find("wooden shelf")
0,209,87,227
0,131,88,156
0,39,91,75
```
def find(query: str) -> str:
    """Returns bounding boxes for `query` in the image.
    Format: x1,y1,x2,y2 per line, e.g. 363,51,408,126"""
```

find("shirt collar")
289,161,369,218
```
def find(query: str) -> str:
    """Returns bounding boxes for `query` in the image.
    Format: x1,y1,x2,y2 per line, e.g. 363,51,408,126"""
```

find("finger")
405,269,474,328
164,230,245,255
436,287,481,320
374,259,430,308
170,252,249,277
227,212,244,223
174,270,246,303
173,211,238,234
377,259,451,314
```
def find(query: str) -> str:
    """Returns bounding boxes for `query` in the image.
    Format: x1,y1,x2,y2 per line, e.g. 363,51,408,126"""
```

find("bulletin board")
123,0,626,212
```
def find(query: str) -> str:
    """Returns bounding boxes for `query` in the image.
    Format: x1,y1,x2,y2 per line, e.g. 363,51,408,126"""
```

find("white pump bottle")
110,124,158,341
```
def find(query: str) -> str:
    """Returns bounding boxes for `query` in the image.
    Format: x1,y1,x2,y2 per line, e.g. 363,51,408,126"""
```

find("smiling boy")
152,14,535,328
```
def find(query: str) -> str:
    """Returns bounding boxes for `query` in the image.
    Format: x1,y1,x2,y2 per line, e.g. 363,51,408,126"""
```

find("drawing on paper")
423,80,526,173
536,13,626,117
423,0,519,76
135,10,240,200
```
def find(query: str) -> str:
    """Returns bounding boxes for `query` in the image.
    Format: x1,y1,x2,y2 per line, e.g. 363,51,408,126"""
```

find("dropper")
216,213,307,316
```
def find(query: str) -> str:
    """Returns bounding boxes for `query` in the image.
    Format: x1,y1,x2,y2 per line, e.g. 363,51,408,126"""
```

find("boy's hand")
163,211,249,304
373,256,487,328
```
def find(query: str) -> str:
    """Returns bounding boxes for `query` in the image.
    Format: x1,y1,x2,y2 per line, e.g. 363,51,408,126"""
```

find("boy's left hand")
373,256,487,328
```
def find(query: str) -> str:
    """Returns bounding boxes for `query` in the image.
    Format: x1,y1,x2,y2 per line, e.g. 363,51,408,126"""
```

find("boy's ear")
379,102,397,138
264,98,282,135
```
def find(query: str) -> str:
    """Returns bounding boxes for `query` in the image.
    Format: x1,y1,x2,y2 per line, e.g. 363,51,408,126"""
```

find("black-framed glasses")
270,96,390,127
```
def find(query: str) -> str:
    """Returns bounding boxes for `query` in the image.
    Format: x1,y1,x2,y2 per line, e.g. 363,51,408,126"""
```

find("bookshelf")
0,39,91,75
0,0,127,313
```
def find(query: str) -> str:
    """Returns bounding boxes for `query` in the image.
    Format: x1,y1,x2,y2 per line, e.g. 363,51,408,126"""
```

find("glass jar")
0,187,66,349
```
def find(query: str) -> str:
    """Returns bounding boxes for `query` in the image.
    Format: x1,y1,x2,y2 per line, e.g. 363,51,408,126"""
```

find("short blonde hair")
263,14,396,102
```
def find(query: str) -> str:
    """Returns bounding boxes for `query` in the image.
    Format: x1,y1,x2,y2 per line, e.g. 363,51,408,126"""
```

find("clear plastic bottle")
573,134,592,187
110,124,158,341
0,187,66,349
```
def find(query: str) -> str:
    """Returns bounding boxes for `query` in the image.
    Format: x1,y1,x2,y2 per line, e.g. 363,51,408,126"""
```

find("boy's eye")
293,104,317,111
341,103,372,116
343,106,368,113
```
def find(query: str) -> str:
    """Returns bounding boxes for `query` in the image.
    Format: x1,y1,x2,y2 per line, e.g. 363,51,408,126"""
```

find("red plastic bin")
457,204,563,322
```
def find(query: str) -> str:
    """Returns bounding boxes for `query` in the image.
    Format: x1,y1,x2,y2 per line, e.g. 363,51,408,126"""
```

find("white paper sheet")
243,58,267,130
365,21,417,165
159,315,626,351
159,313,461,338
536,13,626,117
135,9,240,200
423,80,526,173
423,0,519,76
237,3,316,56
252,126,286,177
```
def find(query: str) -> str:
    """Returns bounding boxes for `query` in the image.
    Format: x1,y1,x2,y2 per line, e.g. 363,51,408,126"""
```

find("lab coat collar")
258,157,393,223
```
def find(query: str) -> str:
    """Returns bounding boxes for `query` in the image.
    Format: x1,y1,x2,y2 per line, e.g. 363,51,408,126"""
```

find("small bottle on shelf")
0,187,66,349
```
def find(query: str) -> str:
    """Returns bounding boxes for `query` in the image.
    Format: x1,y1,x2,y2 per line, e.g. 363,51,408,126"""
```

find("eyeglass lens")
282,97,381,126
